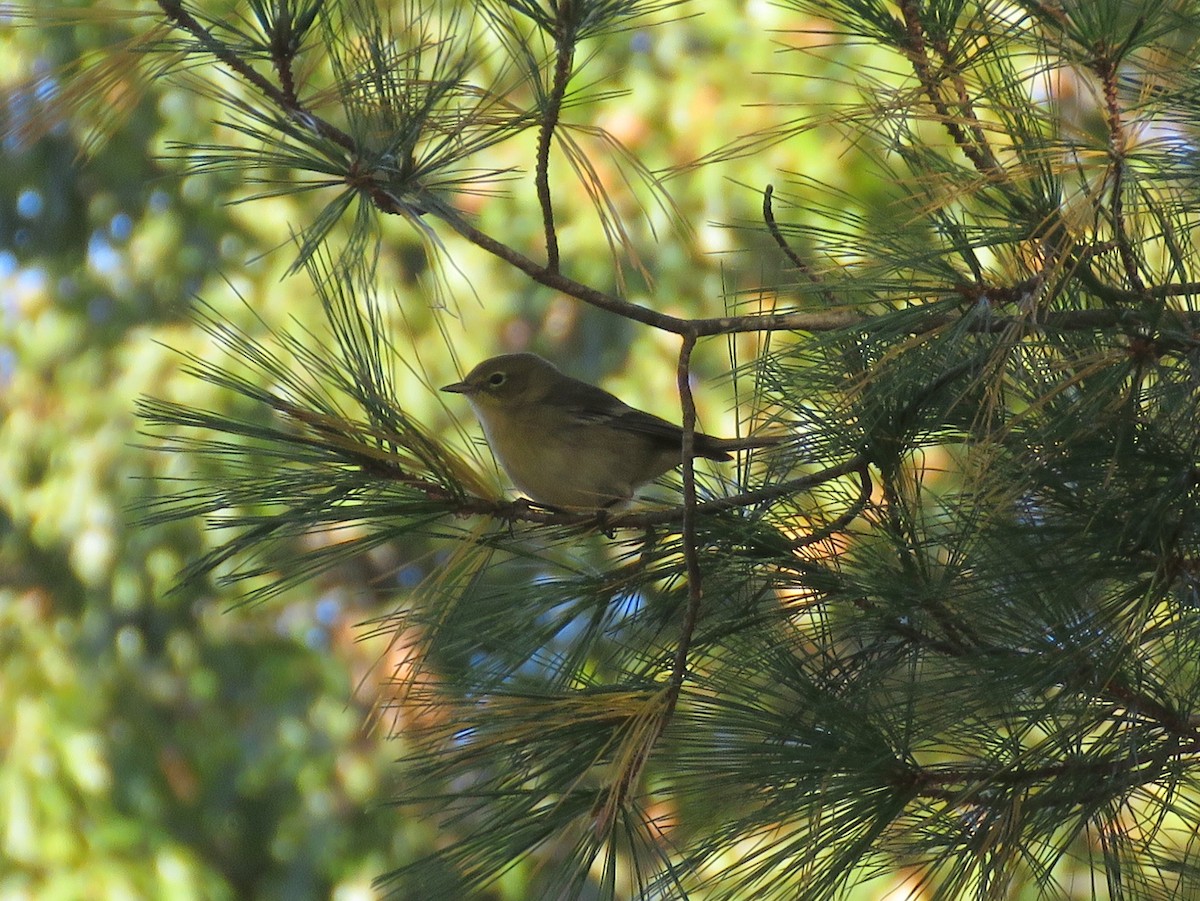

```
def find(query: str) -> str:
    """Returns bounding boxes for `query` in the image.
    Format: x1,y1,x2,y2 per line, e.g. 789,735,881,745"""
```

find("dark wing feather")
551,376,734,461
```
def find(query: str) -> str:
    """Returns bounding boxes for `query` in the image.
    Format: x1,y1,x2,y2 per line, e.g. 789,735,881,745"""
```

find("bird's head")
441,352,562,409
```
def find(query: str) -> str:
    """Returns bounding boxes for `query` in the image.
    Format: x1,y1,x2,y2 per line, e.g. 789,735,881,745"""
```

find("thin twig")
477,456,869,530
1094,51,1146,295
665,331,703,724
268,4,299,108
588,331,706,828
762,185,839,305
433,204,1200,339
898,734,1200,806
535,10,576,271
926,22,996,174
791,462,872,550
897,0,1003,180
882,603,1200,741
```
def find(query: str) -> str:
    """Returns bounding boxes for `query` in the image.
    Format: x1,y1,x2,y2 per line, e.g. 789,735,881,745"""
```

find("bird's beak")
441,380,472,394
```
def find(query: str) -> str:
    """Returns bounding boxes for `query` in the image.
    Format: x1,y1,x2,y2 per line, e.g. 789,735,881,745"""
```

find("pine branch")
156,0,357,153
63,1,1200,895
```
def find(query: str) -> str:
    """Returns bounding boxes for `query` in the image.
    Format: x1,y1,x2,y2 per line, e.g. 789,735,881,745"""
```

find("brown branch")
1101,678,1194,737
926,22,996,174
535,11,576,272
267,4,300,109
591,332,706,829
303,453,867,542
429,203,857,335
898,734,1200,806
666,331,703,720
897,0,1003,181
482,456,870,531
762,184,839,305
1094,51,1146,295
277,416,860,533
882,603,1200,742
434,204,1200,339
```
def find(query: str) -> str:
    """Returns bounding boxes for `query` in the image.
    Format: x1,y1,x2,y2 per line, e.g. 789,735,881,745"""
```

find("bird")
442,352,779,510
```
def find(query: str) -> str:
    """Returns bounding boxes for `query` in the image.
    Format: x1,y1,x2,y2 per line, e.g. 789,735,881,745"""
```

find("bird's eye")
487,371,507,387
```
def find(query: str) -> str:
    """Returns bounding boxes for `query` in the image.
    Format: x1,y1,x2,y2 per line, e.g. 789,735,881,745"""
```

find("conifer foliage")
35,0,1200,897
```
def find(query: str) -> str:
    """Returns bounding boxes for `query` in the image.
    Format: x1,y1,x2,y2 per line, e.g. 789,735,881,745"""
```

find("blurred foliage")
0,2,872,899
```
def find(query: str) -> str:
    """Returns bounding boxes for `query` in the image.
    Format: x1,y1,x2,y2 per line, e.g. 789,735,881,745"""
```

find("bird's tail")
695,432,783,461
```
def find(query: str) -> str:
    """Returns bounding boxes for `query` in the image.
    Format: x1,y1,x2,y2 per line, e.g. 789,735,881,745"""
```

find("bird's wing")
609,408,735,461
556,381,681,445
554,378,734,460
606,408,687,446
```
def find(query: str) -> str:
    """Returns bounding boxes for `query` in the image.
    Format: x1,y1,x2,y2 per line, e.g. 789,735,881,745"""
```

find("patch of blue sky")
110,211,133,241
87,231,123,277
16,188,44,219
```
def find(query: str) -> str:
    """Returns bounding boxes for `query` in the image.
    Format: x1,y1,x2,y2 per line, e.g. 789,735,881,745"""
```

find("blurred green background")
0,3,887,898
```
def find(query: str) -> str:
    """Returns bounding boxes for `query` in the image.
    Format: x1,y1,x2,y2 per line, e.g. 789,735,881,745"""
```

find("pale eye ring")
487,372,506,386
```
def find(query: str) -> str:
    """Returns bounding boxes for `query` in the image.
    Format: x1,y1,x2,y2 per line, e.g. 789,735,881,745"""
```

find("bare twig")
897,735,1200,806
1094,50,1146,295
762,185,839,305
591,331,707,827
666,331,703,719
791,462,872,550
434,203,1200,339
535,9,576,271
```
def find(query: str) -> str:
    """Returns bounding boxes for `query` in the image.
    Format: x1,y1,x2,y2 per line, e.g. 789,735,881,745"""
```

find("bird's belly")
483,415,644,509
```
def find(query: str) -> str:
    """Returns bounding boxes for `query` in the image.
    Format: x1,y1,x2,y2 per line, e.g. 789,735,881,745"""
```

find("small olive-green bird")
442,352,779,510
